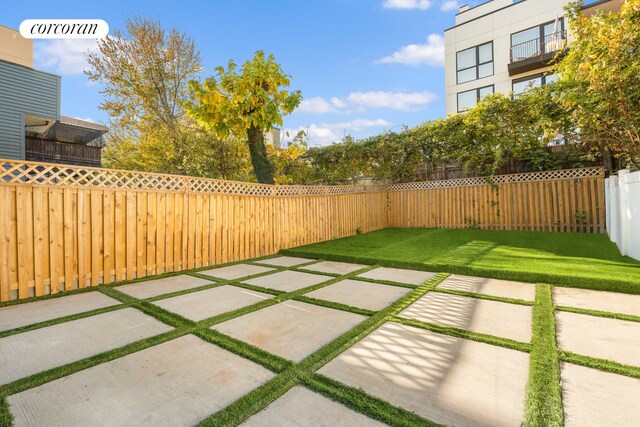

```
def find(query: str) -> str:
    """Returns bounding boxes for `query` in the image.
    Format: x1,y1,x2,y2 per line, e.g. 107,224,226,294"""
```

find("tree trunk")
247,125,275,184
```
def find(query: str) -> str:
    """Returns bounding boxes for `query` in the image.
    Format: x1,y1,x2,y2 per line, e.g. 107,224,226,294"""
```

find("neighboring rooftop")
454,0,619,27
0,24,33,67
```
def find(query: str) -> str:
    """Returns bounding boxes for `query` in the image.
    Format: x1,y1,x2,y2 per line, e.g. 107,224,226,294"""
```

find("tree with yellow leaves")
186,51,302,184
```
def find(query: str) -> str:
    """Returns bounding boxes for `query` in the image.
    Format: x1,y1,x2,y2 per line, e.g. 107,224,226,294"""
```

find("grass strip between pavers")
301,372,442,427
559,351,640,380
523,284,564,427
0,303,130,339
194,329,293,373
196,370,299,427
389,315,532,353
555,305,640,323
433,287,534,306
293,295,376,316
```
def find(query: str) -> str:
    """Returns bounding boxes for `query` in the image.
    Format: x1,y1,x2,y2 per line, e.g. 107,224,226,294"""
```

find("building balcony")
508,30,567,76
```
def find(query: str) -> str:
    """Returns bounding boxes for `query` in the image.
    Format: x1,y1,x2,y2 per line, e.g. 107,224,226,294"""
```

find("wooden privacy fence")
388,167,606,233
0,159,605,302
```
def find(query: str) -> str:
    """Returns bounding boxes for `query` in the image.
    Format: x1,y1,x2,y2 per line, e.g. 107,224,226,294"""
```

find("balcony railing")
510,30,567,63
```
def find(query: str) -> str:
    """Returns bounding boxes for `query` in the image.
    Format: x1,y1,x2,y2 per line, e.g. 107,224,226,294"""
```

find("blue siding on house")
0,59,60,159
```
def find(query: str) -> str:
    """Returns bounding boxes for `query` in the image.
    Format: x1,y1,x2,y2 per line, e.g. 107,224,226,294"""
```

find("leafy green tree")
86,17,202,174
187,51,302,183
553,0,640,169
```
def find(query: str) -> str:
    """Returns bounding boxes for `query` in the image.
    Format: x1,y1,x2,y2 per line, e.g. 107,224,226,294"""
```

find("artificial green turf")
523,284,563,427
281,227,640,294
3,248,639,427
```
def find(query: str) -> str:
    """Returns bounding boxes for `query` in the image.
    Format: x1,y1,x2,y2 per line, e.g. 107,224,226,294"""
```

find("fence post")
617,170,629,256
625,171,640,260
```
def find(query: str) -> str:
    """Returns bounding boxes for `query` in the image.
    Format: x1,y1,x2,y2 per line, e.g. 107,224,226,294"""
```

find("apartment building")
444,0,621,115
0,25,107,166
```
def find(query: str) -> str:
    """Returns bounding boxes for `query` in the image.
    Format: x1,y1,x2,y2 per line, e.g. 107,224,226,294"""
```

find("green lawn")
282,228,640,294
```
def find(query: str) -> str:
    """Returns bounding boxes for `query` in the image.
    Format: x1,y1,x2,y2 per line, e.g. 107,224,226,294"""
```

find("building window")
512,73,556,97
511,19,565,63
456,42,493,84
457,85,494,112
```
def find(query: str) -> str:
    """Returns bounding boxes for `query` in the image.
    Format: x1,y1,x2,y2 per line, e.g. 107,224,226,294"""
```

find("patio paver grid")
0,255,638,427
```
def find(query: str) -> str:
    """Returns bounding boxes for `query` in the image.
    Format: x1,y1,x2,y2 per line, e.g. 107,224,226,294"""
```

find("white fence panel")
605,170,640,260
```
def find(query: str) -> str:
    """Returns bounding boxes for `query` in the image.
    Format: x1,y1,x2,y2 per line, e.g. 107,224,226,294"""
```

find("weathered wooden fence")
0,159,605,302
388,167,605,232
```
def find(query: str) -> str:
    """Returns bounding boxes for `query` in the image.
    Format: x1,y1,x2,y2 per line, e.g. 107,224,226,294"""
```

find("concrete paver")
213,300,366,361
553,287,640,317
0,308,172,385
0,292,119,332
117,274,213,299
242,270,331,292
305,279,410,311
7,335,274,427
556,311,640,366
398,291,532,342
437,274,535,301
357,267,436,285
561,362,640,427
301,261,367,275
153,285,273,321
254,256,315,267
200,264,275,281
242,386,385,426
319,322,529,427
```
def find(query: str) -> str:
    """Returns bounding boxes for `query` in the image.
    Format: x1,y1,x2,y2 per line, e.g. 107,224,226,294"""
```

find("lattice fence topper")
0,159,387,196
0,159,604,195
388,167,605,191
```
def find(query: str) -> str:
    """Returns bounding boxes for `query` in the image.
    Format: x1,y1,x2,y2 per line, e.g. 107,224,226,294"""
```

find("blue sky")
2,0,479,146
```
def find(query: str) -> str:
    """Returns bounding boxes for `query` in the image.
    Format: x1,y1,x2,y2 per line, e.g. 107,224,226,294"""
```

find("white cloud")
330,96,348,109
34,38,99,75
73,117,94,123
382,0,432,10
285,118,391,146
347,91,436,110
376,34,445,67
298,97,337,114
297,90,436,115
440,0,461,11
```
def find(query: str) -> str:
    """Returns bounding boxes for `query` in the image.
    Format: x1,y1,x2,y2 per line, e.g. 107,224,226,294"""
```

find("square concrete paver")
561,363,640,427
357,267,436,285
399,292,532,343
117,274,213,299
0,292,120,332
200,264,275,281
242,385,385,426
305,279,411,311
153,285,273,321
8,335,274,427
242,270,332,292
254,256,315,267
556,311,640,366
302,261,367,275
213,300,367,361
437,274,535,301
319,322,529,427
553,287,640,317
0,308,172,385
